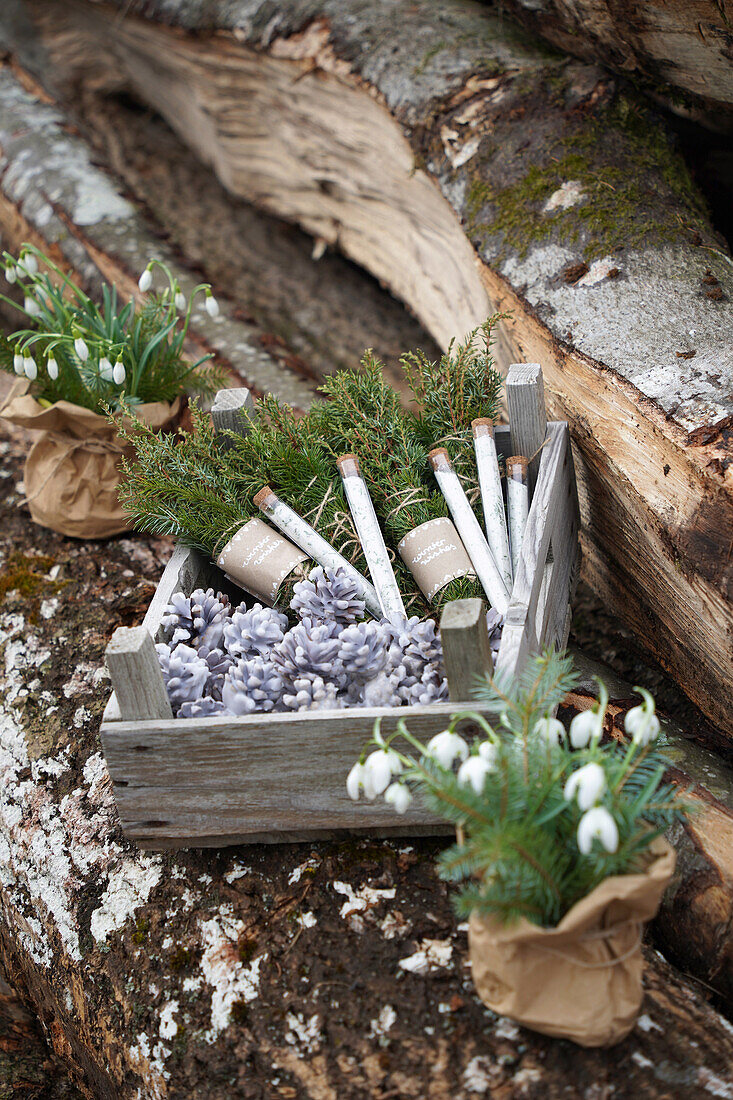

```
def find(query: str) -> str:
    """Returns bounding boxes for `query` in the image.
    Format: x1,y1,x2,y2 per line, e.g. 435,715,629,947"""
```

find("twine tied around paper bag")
531,921,643,969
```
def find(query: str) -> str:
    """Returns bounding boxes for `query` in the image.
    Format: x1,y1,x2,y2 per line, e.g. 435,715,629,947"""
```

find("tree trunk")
488,0,733,132
6,0,733,740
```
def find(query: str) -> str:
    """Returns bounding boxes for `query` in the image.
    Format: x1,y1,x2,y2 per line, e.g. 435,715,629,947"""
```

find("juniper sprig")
118,320,508,615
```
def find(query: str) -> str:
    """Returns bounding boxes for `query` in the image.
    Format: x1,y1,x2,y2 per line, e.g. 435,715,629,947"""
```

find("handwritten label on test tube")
253,486,382,619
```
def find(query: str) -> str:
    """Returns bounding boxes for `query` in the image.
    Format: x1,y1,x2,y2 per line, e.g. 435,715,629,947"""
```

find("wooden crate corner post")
105,626,172,722
210,387,255,450
506,362,547,495
440,598,493,702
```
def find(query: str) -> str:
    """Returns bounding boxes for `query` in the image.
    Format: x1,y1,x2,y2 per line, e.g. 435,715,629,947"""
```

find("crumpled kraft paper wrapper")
468,837,675,1048
0,390,181,539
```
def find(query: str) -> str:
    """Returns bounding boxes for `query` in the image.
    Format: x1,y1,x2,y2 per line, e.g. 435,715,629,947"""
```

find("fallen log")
490,0,733,132
9,0,733,739
1,410,733,1094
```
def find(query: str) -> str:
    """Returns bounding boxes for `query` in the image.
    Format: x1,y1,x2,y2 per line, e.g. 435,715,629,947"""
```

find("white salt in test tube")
472,418,513,592
253,485,382,619
506,456,529,578
337,454,406,623
428,448,509,617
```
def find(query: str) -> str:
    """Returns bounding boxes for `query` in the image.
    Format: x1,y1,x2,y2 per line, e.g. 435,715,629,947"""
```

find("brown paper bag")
468,837,675,1047
0,391,181,539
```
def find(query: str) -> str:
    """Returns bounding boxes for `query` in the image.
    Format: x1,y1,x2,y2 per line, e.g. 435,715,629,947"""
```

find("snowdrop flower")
477,740,498,766
13,353,24,376
21,252,38,275
175,290,186,312
205,291,220,318
74,337,89,362
564,762,607,811
534,716,566,744
46,357,58,380
426,729,469,769
569,708,604,748
23,355,37,381
363,748,402,799
5,264,16,284
346,761,366,801
624,688,660,746
457,754,493,794
138,265,153,292
112,360,126,385
24,296,40,317
384,782,412,814
99,356,114,381
577,806,619,855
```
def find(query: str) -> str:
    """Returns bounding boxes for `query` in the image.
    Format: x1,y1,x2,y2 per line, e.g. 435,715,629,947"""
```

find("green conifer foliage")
117,319,505,617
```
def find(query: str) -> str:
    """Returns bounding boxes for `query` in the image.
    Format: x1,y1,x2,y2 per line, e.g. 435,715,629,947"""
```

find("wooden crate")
101,366,579,848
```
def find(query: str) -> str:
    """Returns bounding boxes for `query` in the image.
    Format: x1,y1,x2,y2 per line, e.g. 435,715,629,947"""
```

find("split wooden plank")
439,598,494,702
105,627,172,722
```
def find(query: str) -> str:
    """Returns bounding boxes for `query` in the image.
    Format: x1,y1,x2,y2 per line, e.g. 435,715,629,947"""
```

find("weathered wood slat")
495,423,571,676
506,364,547,495
440,598,494,702
210,386,255,449
101,704,493,845
105,627,173,722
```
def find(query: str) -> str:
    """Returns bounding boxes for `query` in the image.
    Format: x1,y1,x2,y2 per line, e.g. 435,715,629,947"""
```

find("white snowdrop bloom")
477,740,498,766
74,337,89,362
5,264,16,284
13,353,24,375
138,266,153,292
346,761,365,801
113,360,126,385
569,708,603,749
23,355,37,381
363,749,401,800
457,755,493,794
21,252,38,274
624,691,660,746
564,762,607,811
384,782,412,814
577,806,619,855
534,717,566,744
24,296,40,317
205,293,220,318
99,356,114,381
426,730,469,769
175,291,186,312
47,357,59,380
